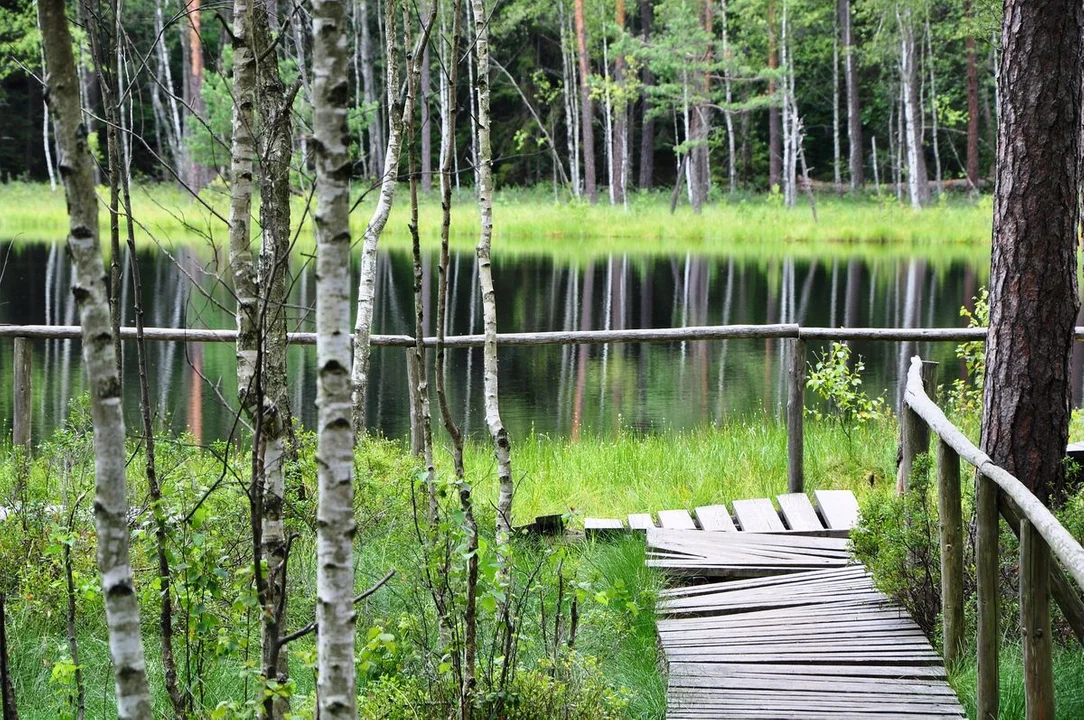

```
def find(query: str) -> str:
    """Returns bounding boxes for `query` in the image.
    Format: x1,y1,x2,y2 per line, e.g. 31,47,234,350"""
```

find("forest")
2,0,1084,719
0,0,999,207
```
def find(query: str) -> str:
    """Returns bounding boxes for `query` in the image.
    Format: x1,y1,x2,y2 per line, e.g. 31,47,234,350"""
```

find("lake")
2,238,1054,445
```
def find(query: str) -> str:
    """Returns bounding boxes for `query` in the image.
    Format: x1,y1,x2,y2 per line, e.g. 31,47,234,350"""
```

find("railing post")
787,337,805,493
406,348,424,457
976,472,1000,720
897,360,937,494
12,337,32,452
1021,518,1055,718
937,437,964,668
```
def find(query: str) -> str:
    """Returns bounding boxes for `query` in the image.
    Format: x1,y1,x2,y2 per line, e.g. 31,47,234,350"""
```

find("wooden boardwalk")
612,491,966,719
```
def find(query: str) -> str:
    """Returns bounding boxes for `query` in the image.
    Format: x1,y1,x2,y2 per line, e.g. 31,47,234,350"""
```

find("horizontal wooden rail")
901,354,1084,718
9,323,1084,347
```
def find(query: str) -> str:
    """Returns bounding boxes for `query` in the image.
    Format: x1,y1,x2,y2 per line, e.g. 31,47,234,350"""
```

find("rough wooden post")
406,348,424,456
897,360,937,494
937,437,964,668
1021,518,1055,719
976,471,1000,720
12,338,32,451
787,337,805,493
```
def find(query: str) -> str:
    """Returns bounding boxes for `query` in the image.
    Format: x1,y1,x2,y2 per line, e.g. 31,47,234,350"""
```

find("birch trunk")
832,16,842,195
839,0,862,188
721,0,736,194
359,0,384,177
469,0,513,541
252,0,294,711
898,5,929,209
38,0,151,715
602,34,615,206
612,0,627,206
925,16,942,195
352,0,402,432
559,5,581,197
434,3,477,707
312,0,357,712
421,38,432,192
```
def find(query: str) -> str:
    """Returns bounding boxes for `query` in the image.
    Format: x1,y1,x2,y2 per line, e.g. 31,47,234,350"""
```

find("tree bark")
964,0,979,188
359,0,385,178
980,0,1084,505
421,38,433,192
184,0,211,189
470,0,513,541
898,6,929,209
38,0,152,715
767,0,781,191
574,0,597,203
838,0,862,188
612,0,627,205
638,0,654,189
352,0,403,432
312,0,357,712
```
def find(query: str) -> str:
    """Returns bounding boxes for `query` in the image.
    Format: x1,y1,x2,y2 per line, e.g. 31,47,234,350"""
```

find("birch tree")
313,0,357,713
469,0,513,542
352,0,433,433
37,0,151,715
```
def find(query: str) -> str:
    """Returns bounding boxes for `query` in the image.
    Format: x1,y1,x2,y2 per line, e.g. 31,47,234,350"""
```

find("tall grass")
1,182,992,262
951,647,1084,719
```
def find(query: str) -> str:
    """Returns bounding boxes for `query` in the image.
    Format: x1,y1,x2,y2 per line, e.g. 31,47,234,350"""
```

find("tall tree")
37,0,152,715
767,0,781,190
897,4,929,209
980,3,1082,716
638,0,655,188
573,0,598,202
964,0,979,188
312,0,357,713
838,0,863,188
612,0,627,205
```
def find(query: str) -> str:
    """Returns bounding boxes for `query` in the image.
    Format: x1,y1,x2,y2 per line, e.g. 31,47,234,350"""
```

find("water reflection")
0,240,1028,444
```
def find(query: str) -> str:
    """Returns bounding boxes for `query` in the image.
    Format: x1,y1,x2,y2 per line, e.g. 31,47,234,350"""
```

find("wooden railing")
7,322,1084,491
900,355,1084,718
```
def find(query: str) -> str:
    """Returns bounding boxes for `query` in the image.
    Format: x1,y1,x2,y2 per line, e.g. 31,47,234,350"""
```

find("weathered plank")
814,489,860,530
777,493,825,531
657,509,698,529
627,513,655,530
693,505,736,532
584,517,624,538
731,499,786,532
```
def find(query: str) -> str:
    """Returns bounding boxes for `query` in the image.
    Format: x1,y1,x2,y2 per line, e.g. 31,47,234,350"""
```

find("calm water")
2,239,1062,445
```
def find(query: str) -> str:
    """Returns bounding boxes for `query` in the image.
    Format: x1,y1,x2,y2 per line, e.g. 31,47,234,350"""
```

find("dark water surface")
1,240,1053,445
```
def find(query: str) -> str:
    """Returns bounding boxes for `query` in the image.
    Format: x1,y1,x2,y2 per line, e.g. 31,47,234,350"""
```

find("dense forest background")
0,0,999,203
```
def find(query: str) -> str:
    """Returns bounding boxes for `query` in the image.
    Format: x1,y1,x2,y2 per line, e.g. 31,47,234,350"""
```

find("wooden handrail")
8,323,1084,346
903,356,1084,588
901,354,1082,718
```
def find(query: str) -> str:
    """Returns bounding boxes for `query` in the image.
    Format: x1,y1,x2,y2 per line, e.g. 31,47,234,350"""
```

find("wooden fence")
900,355,1084,718
6,322,1084,491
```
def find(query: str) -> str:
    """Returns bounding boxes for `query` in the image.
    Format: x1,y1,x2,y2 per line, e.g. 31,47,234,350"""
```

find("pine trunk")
980,0,1084,505
574,0,597,203
38,0,152,715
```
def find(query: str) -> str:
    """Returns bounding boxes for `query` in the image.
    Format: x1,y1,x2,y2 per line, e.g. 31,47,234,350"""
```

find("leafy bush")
947,289,989,415
806,342,888,425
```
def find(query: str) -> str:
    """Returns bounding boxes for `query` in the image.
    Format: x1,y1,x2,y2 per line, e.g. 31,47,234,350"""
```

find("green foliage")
851,453,942,636
947,288,989,415
806,342,889,425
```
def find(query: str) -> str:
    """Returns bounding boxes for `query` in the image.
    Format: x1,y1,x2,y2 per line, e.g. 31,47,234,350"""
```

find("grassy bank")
0,182,993,261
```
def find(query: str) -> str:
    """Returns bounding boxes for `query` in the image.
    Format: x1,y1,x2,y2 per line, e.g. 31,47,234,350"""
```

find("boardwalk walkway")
590,491,966,719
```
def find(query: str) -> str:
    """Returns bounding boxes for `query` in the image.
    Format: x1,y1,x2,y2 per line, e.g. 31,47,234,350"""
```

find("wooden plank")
731,499,786,532
777,493,824,531
815,489,860,530
668,662,948,679
694,505,736,532
627,513,655,530
658,509,697,529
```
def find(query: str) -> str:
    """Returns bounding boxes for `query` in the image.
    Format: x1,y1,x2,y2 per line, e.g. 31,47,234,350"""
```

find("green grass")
0,181,993,262
464,418,898,523
951,646,1084,719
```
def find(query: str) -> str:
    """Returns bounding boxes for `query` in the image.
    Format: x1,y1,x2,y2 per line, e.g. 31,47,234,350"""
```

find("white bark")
560,7,581,196
832,14,842,194
38,0,151,715
351,0,402,432
313,0,357,712
721,0,736,194
898,4,923,210
470,0,514,540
